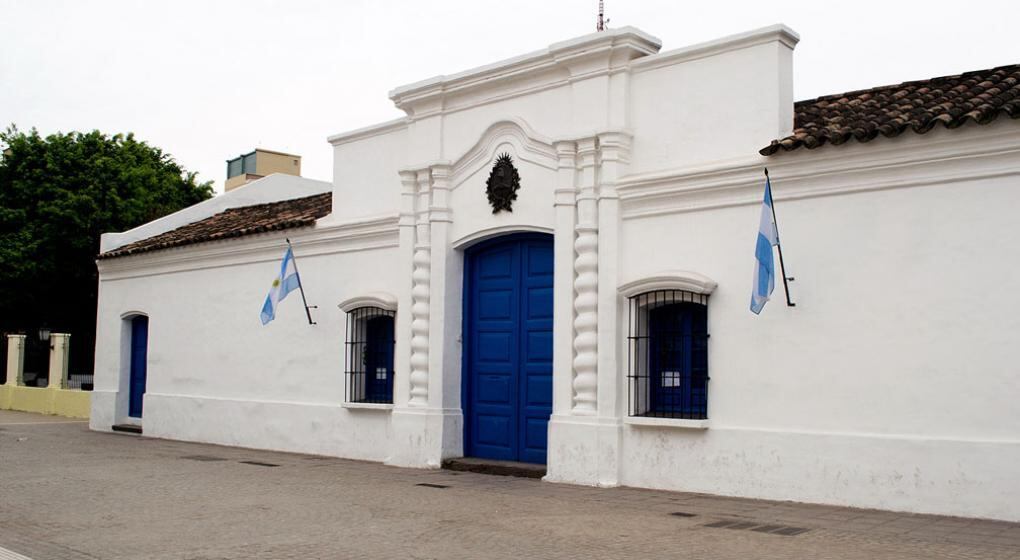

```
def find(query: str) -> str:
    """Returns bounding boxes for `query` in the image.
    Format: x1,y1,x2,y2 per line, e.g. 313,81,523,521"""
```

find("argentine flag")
261,247,301,325
750,176,778,314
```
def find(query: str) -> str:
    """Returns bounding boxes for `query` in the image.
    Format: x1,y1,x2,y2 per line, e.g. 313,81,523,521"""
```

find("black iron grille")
345,306,396,404
627,290,709,419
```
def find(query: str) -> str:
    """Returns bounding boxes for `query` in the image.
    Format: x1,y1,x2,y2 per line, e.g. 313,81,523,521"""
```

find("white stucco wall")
327,119,407,222
91,23,1020,522
629,35,794,172
614,122,1020,520
92,221,401,461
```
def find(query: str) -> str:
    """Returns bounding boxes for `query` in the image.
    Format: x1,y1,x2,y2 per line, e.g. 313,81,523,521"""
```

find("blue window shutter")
647,300,708,418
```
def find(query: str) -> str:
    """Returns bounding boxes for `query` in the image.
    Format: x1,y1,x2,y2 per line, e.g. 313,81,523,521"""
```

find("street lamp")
38,326,50,343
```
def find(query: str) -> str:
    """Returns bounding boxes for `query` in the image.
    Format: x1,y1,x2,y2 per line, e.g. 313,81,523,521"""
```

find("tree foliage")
0,126,213,373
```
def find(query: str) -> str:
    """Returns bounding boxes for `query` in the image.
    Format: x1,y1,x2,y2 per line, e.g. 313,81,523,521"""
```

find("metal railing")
67,373,94,391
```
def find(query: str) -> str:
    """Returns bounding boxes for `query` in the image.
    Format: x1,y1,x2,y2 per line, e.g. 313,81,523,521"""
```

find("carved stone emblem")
485,153,520,214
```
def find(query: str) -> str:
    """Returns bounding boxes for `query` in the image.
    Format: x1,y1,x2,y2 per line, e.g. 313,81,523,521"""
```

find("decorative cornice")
450,119,558,188
553,139,578,159
618,271,718,298
630,24,799,75
389,27,660,119
338,292,398,313
618,121,1020,219
327,117,409,146
98,215,399,281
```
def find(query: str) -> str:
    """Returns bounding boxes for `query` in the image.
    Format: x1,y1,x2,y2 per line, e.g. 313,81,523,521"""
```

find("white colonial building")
91,25,1020,521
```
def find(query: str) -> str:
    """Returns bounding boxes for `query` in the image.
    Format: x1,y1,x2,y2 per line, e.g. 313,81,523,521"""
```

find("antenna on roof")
596,0,609,31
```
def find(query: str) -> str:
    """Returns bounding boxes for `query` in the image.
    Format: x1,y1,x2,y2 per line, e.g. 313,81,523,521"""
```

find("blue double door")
464,234,554,464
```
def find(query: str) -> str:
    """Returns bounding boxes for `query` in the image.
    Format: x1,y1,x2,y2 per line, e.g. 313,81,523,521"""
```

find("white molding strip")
449,119,558,188
618,271,718,297
452,225,555,249
618,121,1020,219
623,417,710,429
327,117,409,146
340,402,395,411
629,24,799,74
388,27,660,109
338,292,398,313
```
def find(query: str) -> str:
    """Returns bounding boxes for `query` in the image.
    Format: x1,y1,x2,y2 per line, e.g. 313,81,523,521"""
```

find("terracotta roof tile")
99,192,332,259
760,64,1020,155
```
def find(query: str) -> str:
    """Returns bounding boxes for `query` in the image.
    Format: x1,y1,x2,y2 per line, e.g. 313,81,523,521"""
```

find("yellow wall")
0,385,90,419
225,172,259,191
223,149,301,192
254,149,301,178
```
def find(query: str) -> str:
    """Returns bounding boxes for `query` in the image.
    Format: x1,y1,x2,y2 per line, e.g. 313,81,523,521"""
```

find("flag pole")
764,168,795,307
286,238,317,324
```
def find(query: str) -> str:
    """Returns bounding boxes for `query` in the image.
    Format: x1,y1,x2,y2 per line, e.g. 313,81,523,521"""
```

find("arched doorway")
462,233,553,464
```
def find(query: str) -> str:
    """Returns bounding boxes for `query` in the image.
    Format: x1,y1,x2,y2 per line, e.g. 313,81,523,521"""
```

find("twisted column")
408,170,432,406
571,138,599,413
572,226,598,412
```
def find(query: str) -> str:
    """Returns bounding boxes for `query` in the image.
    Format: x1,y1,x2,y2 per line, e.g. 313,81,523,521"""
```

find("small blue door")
464,233,553,464
128,316,149,418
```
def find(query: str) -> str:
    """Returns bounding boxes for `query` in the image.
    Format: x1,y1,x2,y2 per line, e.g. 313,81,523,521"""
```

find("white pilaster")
593,130,631,486
547,136,609,486
389,165,461,469
551,141,578,417
426,163,463,460
390,168,431,468
547,133,631,487
393,170,418,408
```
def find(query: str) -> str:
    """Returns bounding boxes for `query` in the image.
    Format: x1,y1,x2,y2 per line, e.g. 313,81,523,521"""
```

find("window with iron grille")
627,290,709,419
344,307,396,404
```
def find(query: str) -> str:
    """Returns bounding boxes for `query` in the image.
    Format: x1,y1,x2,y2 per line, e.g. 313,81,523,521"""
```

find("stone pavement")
1,409,1018,560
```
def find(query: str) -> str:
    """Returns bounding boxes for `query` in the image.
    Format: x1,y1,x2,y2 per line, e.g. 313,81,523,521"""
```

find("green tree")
0,126,213,378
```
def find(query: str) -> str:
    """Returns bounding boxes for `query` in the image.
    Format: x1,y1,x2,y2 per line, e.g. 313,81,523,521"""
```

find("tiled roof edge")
98,191,332,260
761,63,1020,156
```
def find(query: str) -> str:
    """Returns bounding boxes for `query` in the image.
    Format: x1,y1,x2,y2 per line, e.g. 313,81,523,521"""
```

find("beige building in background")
224,148,301,191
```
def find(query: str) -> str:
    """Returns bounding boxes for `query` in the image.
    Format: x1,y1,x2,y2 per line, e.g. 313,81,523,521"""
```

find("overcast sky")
2,0,1018,192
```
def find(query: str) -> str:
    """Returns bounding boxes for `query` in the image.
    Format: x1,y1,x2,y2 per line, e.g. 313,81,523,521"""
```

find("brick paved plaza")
1,409,1018,559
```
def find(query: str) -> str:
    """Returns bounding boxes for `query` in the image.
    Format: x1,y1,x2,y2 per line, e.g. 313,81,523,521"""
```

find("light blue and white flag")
261,247,301,325
750,176,778,314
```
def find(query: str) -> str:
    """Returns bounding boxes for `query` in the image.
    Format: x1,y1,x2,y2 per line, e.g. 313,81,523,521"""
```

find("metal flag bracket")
286,238,317,324
764,168,796,307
